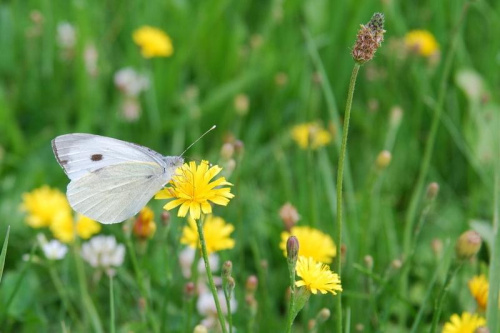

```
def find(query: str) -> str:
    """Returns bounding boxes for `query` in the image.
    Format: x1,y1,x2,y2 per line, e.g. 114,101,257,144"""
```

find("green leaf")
0,225,10,283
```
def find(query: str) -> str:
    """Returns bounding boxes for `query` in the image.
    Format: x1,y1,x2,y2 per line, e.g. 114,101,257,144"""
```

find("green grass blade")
0,226,10,283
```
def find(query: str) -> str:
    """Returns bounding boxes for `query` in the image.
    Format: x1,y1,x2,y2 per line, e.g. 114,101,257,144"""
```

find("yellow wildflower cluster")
21,186,101,243
133,206,157,239
133,26,173,58
291,122,331,150
468,275,488,310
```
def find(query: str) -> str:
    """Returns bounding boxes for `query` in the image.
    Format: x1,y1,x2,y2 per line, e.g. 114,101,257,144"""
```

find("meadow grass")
1,0,500,332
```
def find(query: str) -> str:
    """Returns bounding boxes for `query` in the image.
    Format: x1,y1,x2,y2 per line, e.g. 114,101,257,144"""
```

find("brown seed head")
352,13,385,64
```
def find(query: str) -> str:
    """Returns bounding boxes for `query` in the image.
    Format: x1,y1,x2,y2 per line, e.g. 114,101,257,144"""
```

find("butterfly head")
166,156,184,169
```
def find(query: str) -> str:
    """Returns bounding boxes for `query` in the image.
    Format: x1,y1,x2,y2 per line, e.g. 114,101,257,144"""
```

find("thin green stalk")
486,168,500,330
72,244,104,333
184,249,201,333
402,0,471,281
195,217,228,333
335,62,361,332
109,274,116,333
286,261,296,333
0,226,10,283
429,261,463,333
223,287,233,333
48,264,80,323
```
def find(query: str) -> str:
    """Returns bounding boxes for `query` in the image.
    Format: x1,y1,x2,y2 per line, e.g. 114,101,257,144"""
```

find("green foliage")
1,0,499,332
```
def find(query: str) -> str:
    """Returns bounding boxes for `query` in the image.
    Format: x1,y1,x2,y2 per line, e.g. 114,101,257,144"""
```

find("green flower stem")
286,261,297,333
195,217,228,333
288,287,311,328
487,172,500,331
72,243,104,333
109,274,116,333
223,285,233,333
184,249,201,333
335,62,361,332
429,261,463,333
401,0,471,296
124,236,159,332
48,264,80,324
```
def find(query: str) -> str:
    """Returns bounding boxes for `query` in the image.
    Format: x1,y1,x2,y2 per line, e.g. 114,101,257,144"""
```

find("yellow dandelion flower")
133,206,157,239
280,226,336,264
295,256,342,295
155,161,234,220
181,215,235,254
133,26,173,58
442,312,486,333
291,122,331,149
404,30,439,57
21,186,72,228
76,215,101,240
468,275,488,310
50,211,76,243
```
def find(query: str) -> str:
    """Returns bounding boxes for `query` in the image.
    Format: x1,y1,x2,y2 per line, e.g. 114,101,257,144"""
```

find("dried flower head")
352,13,385,64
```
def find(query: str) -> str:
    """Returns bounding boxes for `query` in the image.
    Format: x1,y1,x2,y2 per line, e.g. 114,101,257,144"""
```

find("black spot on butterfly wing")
91,154,103,161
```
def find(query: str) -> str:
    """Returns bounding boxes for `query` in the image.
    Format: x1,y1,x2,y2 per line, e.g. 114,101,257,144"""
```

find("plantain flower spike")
352,12,385,64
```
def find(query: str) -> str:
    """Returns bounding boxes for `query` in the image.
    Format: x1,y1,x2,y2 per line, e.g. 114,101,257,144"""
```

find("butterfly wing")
52,133,165,180
67,162,167,224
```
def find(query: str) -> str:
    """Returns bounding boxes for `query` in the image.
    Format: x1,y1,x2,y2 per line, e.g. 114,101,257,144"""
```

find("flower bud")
233,140,244,155
222,260,233,278
184,282,196,299
234,94,249,116
286,236,299,265
426,182,440,200
220,143,234,160
279,202,300,231
431,238,443,257
133,207,156,239
364,255,374,269
318,308,331,322
455,230,482,260
246,275,258,294
391,259,402,270
375,150,392,170
161,211,170,226
390,106,403,127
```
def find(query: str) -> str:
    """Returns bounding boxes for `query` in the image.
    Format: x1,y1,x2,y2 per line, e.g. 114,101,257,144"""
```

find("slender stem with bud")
195,216,228,333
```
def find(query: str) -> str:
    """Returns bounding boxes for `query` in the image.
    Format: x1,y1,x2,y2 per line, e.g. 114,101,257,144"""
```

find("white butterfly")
52,134,184,224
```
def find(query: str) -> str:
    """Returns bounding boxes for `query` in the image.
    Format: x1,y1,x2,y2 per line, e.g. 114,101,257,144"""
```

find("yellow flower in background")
280,226,336,264
50,211,75,243
76,215,102,240
468,275,488,310
404,30,439,57
133,206,157,239
133,26,173,58
21,186,72,228
50,213,101,243
155,161,234,220
442,312,486,333
295,256,342,295
291,122,331,149
181,215,235,254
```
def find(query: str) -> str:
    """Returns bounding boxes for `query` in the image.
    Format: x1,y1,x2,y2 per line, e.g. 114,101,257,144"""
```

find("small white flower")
114,67,149,97
57,22,76,49
179,247,220,279
81,235,125,276
42,240,68,260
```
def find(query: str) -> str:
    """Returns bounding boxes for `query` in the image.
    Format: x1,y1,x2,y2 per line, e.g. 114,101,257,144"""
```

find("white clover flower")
81,235,125,276
114,67,150,97
57,22,76,49
179,247,220,279
42,240,68,260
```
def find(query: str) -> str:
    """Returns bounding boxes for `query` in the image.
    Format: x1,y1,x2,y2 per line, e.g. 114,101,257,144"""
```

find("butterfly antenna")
180,125,216,157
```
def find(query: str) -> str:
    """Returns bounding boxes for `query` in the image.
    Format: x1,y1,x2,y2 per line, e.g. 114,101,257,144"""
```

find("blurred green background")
1,0,499,332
